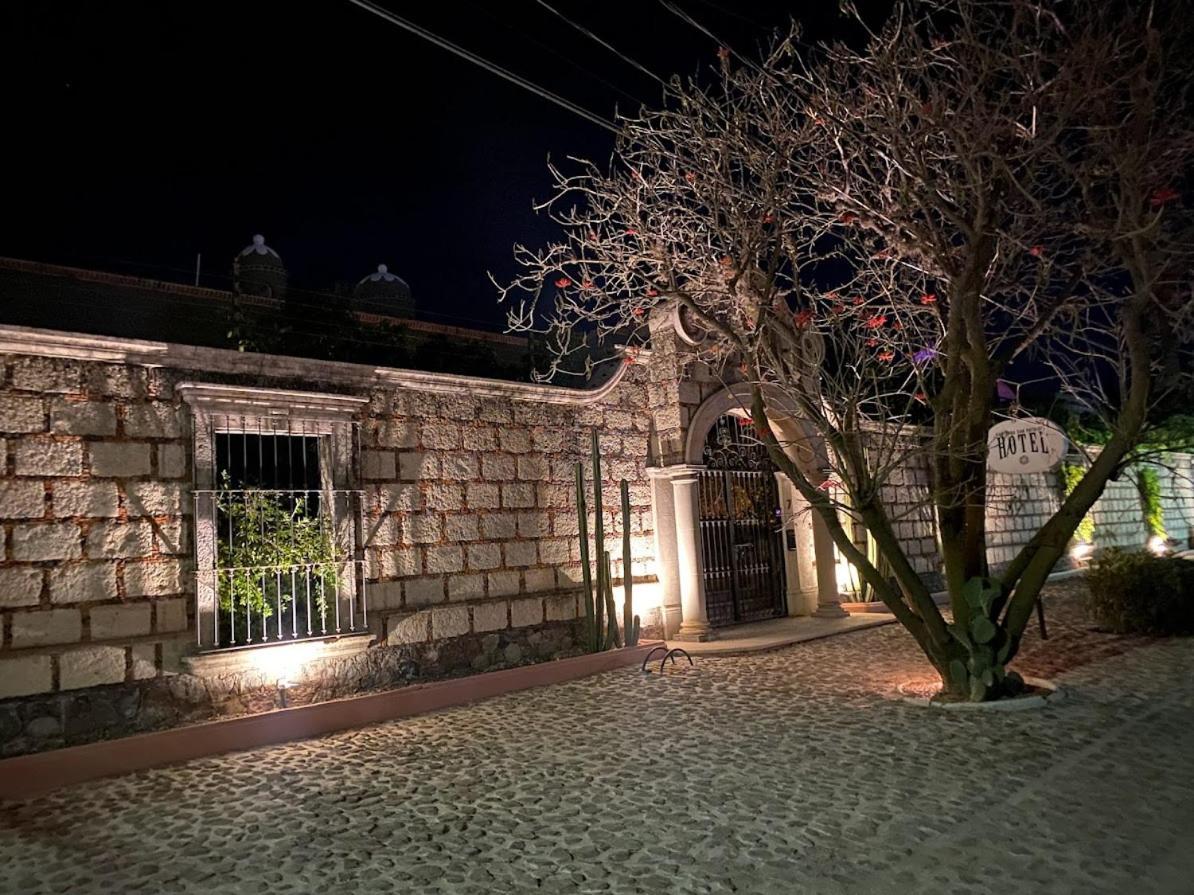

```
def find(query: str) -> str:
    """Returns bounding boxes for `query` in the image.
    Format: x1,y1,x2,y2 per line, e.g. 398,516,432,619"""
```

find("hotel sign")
987,418,1067,474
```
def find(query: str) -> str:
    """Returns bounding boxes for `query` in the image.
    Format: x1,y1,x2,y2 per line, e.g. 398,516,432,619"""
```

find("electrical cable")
464,0,649,106
532,0,667,87
343,0,618,134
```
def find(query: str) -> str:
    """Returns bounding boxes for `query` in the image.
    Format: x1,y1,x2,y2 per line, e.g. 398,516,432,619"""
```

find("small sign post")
986,418,1068,474
986,417,1067,639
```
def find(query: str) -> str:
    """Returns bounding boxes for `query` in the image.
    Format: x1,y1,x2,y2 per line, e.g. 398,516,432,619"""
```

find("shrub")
1086,549,1194,635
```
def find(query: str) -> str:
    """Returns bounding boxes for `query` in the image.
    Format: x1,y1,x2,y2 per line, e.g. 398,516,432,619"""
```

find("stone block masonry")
0,331,657,716
0,349,193,702
359,374,656,632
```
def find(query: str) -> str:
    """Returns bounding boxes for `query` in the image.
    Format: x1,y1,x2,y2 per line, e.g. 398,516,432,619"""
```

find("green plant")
1060,462,1096,545
216,473,339,630
1137,467,1167,540
947,577,1025,702
620,479,640,647
1086,548,1194,635
574,431,639,652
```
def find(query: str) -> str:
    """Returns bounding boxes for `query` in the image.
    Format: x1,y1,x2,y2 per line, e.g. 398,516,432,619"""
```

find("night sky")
2,2,883,332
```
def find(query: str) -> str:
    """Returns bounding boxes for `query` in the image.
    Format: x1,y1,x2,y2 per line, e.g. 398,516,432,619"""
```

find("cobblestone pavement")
1,587,1191,894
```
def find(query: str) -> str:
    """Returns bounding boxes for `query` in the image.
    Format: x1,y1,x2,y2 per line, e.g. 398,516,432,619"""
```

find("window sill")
183,631,375,683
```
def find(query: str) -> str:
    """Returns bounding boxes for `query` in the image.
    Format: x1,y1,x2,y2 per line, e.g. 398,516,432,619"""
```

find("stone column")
190,407,218,649
775,474,806,616
785,483,820,616
669,466,715,641
647,467,683,637
811,510,848,618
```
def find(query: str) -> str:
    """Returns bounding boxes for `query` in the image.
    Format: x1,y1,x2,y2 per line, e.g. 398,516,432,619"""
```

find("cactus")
603,551,622,648
574,430,638,651
574,461,596,649
621,480,640,647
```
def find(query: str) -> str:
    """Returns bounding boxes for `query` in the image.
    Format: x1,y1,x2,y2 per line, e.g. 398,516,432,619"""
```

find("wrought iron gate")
698,415,787,627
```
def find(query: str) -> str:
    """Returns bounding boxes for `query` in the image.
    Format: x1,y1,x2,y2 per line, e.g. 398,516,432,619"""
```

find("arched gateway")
647,380,848,642
697,414,787,626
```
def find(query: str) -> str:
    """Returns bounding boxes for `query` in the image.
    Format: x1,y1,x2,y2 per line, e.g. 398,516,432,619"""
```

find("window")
179,384,368,651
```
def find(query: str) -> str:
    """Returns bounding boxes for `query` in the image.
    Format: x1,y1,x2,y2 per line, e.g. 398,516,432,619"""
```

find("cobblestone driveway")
1,598,1191,894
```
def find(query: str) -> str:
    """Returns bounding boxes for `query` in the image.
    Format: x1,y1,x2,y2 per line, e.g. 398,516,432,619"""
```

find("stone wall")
0,330,656,719
878,449,943,588
358,377,656,651
860,452,1194,592
982,455,1194,571
985,471,1062,572
1156,457,1194,547
1088,475,1147,550
0,354,191,702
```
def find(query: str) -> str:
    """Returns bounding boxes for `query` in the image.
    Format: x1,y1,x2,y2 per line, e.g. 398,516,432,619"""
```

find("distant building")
0,235,532,378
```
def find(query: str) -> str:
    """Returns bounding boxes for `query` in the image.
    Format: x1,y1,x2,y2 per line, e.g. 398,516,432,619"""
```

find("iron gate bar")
698,416,786,627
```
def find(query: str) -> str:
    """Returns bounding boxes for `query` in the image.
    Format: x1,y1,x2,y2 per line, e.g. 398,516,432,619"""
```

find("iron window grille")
186,396,367,652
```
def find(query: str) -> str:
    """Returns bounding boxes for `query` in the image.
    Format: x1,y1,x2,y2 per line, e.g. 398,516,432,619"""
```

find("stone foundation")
0,619,585,759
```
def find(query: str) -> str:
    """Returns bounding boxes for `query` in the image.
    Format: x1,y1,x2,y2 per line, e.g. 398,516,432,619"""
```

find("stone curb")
897,676,1065,711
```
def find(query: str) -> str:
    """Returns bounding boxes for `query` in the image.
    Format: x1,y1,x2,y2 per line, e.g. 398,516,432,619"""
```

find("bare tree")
499,0,1194,701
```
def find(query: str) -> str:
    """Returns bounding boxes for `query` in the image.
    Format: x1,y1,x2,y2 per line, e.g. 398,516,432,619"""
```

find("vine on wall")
1060,461,1096,545
1137,466,1168,540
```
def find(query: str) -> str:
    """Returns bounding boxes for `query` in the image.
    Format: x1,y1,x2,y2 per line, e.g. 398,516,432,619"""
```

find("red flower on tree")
794,308,814,329
865,314,887,329
646,288,659,297
866,338,879,347
684,172,696,184
554,277,572,288
1029,244,1045,257
838,212,858,225
625,228,639,236
581,280,594,290
631,307,645,318
1150,186,1180,207
877,350,895,362
920,293,937,305
914,391,927,403
762,212,776,224
717,46,731,61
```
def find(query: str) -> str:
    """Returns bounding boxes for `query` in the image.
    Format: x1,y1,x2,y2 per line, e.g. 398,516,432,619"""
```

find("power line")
687,0,767,30
532,0,667,87
656,0,761,73
343,0,619,134
465,1,650,107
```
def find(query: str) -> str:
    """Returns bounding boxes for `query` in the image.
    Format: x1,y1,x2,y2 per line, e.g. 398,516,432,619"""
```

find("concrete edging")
0,641,663,802
897,676,1066,711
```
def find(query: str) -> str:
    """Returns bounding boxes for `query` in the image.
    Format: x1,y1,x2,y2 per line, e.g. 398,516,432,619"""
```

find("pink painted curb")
0,641,664,801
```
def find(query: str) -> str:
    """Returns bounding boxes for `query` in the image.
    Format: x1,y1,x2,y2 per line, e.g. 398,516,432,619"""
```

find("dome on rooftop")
233,234,287,298
354,263,414,316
